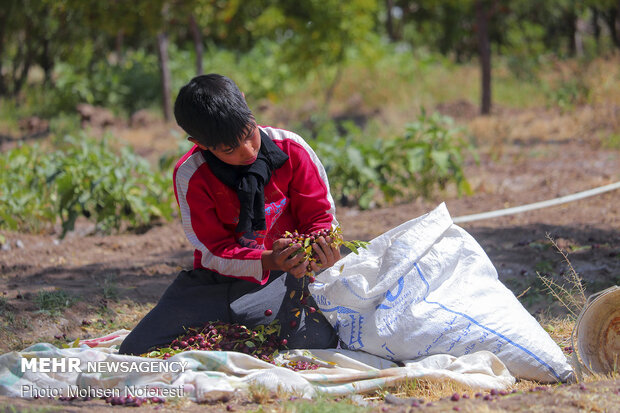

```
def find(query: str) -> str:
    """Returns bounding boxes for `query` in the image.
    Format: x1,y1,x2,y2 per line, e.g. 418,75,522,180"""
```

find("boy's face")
190,123,261,166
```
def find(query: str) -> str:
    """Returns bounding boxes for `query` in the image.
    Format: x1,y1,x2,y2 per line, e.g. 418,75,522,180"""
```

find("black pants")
119,269,338,355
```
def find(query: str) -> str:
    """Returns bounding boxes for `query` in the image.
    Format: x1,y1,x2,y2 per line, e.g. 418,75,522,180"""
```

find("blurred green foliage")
50,50,161,116
543,77,591,111
2,0,619,109
311,111,475,209
1,0,619,233
0,134,175,236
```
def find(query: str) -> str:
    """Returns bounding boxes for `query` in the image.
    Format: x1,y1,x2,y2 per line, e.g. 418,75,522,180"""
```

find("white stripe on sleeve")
175,152,264,281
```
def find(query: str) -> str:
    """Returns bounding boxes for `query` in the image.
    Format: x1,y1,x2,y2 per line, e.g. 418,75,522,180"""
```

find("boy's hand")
309,235,341,272
262,239,308,278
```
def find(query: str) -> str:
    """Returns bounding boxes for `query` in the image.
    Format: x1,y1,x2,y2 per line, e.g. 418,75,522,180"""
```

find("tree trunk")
385,0,397,41
157,32,173,122
12,40,33,97
475,1,491,115
188,14,204,75
0,0,17,96
610,0,620,49
604,6,620,49
115,30,124,63
566,9,577,56
592,8,600,52
0,14,7,96
575,17,587,57
324,41,346,110
40,37,53,86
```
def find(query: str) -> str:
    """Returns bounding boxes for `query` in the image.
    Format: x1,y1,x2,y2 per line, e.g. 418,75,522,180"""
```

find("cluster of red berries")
283,228,333,244
145,321,322,371
104,396,165,406
151,322,284,363
283,228,338,279
282,226,368,280
57,395,165,407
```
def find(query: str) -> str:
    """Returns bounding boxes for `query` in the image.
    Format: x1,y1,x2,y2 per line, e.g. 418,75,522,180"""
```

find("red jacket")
173,126,338,284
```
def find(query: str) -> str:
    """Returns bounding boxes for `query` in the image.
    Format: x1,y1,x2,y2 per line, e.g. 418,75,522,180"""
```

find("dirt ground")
1,378,619,412
1,103,619,411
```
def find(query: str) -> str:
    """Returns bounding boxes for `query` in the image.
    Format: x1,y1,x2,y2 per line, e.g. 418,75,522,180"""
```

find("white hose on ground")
452,181,620,224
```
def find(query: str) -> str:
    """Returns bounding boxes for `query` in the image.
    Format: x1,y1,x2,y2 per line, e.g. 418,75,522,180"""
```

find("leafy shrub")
54,134,175,236
312,111,475,209
543,77,590,111
0,143,59,233
49,49,160,116
24,41,296,118
0,134,175,236
169,40,296,103
312,120,382,208
382,110,475,199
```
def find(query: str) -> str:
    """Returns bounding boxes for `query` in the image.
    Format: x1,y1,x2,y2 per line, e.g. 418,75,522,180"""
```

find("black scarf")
203,129,289,233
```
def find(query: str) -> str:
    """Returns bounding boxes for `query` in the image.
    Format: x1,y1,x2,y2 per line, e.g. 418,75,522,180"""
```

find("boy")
119,74,341,355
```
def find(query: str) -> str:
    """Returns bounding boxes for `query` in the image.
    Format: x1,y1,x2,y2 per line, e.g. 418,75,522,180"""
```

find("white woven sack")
310,203,573,383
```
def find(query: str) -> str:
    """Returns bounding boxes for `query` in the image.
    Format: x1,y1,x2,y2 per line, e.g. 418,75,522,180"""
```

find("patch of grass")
386,377,498,403
544,78,590,112
534,260,554,275
0,98,22,136
602,132,620,150
0,297,27,329
0,297,9,315
278,393,369,413
33,290,77,316
538,315,575,348
528,241,552,251
82,301,151,337
101,275,120,302
247,383,279,406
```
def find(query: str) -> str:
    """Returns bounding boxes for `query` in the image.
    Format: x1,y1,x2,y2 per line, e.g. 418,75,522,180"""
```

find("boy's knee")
118,332,153,356
118,335,140,356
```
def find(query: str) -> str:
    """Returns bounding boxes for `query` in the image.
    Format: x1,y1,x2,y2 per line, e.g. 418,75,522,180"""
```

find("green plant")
534,260,554,275
544,77,590,112
53,134,172,236
0,133,175,236
0,143,59,233
101,276,120,302
380,110,475,200
312,111,475,209
313,120,382,208
602,133,620,150
278,394,371,413
51,49,160,116
34,290,77,316
537,234,587,318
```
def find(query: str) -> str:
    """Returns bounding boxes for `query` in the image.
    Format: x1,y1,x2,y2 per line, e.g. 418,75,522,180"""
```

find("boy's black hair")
174,74,254,149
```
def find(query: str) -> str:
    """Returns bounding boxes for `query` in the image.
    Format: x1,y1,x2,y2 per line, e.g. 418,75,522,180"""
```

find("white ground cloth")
0,330,514,401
